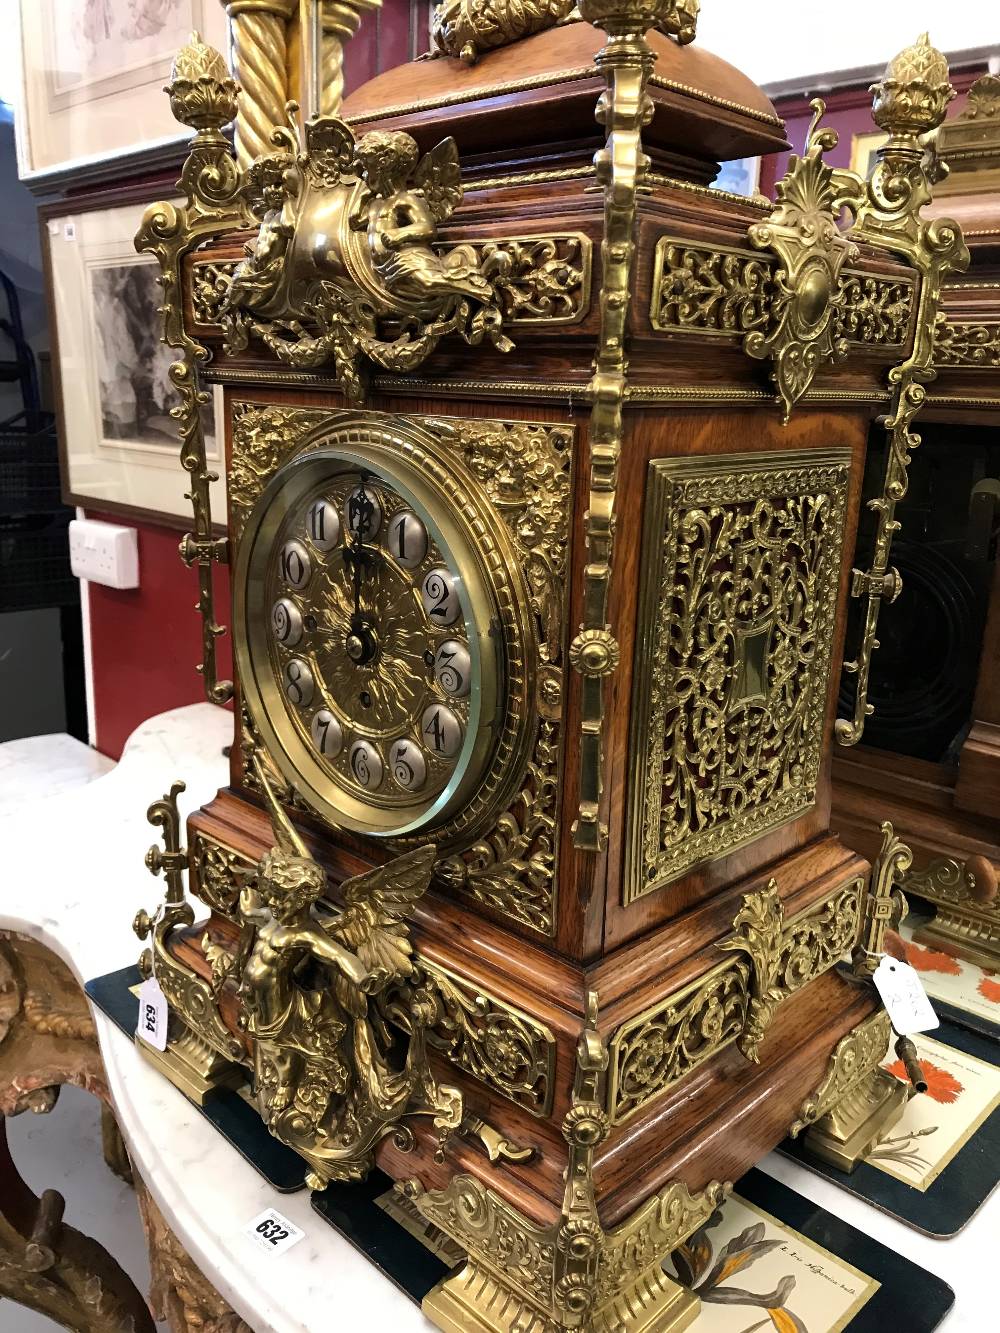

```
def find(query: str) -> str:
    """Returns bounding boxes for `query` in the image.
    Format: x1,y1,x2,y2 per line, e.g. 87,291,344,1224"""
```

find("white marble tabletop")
0,704,995,1332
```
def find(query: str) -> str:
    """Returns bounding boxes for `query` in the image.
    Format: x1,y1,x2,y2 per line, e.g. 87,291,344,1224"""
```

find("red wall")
85,511,232,759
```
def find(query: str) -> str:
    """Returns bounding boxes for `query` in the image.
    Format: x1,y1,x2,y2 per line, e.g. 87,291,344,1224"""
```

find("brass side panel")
625,449,851,900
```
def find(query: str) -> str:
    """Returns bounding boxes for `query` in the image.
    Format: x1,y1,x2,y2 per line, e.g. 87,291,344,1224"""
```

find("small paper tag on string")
135,977,169,1051
244,1207,305,1256
872,957,939,1036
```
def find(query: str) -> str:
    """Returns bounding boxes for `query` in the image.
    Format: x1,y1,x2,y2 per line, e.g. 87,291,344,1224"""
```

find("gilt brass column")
224,0,299,166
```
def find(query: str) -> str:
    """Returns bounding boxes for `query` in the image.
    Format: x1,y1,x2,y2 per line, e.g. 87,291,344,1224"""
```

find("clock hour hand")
344,475,379,667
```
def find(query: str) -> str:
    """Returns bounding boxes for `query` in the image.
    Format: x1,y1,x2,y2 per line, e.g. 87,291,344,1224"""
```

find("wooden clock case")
832,74,1000,969
130,13,960,1332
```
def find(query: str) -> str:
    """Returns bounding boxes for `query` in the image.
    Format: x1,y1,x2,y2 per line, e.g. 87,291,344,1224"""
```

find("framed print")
712,156,762,197
16,1,229,188
850,131,889,180
43,190,226,526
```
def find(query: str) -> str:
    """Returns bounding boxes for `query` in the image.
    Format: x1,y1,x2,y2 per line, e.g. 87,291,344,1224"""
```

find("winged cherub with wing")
355,130,496,309
238,753,462,1185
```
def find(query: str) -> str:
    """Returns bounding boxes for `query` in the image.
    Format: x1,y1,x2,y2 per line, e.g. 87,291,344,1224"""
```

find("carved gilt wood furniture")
129,8,964,1332
832,72,1000,971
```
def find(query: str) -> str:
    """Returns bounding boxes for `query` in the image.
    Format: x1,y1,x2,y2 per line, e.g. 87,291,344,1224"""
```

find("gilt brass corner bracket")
790,1009,908,1172
411,991,728,1333
850,820,911,980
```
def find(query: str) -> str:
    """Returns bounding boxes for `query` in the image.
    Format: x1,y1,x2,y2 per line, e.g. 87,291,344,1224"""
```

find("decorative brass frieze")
608,959,749,1124
789,1009,893,1138
189,832,255,918
650,240,774,337
230,406,571,935
721,880,862,1060
934,317,1000,368
417,959,556,1117
192,234,591,332
625,449,850,899
190,259,240,327
608,878,863,1122
650,239,913,349
410,992,728,1333
837,271,913,345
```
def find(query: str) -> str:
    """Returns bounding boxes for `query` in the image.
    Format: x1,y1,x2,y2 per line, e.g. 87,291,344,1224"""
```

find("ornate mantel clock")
132,7,963,1331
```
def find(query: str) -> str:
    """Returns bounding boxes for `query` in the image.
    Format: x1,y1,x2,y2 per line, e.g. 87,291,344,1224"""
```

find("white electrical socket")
69,518,140,589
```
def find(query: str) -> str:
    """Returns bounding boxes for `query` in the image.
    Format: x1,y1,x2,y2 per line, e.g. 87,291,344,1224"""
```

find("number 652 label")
244,1207,305,1256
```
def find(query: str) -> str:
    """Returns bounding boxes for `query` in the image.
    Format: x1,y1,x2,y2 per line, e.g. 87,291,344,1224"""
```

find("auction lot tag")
245,1208,305,1256
135,977,169,1051
873,957,939,1036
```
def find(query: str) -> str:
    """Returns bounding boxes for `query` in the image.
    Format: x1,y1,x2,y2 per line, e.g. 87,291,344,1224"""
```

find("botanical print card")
665,1193,879,1332
899,921,1000,1030
870,1033,1000,1191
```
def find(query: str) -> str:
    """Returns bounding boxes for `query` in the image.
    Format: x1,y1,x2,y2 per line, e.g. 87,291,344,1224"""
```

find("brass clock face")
235,432,509,837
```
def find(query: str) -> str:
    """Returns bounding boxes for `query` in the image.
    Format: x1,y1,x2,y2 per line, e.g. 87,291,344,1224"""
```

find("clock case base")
162,792,891,1212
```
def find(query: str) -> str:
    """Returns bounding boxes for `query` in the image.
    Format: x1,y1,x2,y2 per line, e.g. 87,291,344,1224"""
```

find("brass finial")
166,31,240,131
871,32,955,145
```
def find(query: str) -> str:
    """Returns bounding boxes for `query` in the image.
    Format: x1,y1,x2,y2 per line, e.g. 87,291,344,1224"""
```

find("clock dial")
236,436,510,838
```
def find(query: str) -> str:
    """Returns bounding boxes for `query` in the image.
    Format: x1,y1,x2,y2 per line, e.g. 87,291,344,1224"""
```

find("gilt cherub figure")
236,752,463,1185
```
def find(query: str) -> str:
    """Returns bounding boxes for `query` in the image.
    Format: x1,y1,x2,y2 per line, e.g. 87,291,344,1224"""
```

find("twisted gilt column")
224,0,299,167
317,1,382,116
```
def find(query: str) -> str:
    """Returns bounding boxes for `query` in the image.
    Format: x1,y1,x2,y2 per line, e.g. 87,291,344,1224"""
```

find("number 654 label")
244,1207,304,1256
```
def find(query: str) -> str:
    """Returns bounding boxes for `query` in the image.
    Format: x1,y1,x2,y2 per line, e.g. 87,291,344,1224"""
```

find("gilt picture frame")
42,187,226,528
15,0,230,190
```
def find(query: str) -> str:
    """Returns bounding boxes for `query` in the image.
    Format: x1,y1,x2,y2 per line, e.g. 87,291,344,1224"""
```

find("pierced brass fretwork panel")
608,877,863,1122
625,449,851,900
649,238,914,350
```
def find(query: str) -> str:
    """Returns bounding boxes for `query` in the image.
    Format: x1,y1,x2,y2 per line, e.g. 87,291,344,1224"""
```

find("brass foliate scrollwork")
219,114,512,403
626,451,850,898
744,100,858,420
934,317,1000,368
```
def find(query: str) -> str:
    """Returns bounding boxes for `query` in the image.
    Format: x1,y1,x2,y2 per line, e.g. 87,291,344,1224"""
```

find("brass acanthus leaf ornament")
236,754,464,1187
219,111,512,402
